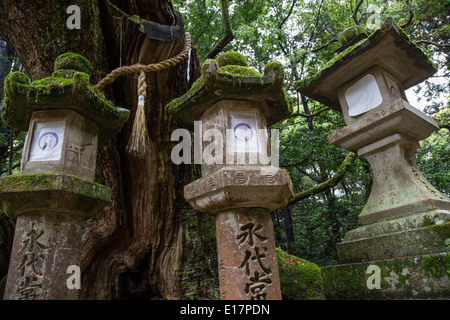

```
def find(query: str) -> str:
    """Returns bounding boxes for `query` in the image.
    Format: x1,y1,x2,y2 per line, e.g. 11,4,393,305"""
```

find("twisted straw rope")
94,32,192,157
95,32,192,91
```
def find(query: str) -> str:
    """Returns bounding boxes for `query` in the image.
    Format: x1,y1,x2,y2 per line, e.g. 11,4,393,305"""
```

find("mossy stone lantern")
3,53,129,180
0,52,129,300
166,52,294,300
296,19,450,299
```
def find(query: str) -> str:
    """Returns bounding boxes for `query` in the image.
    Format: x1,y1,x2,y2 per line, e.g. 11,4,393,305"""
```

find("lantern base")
336,209,450,264
321,251,450,300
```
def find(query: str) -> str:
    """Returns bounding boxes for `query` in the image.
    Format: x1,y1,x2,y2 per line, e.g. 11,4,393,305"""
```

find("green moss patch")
216,51,248,67
276,248,325,300
338,25,368,46
2,52,130,146
219,65,260,77
54,52,93,75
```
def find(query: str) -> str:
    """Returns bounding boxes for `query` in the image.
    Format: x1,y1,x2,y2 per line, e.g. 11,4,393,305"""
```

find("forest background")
0,0,448,299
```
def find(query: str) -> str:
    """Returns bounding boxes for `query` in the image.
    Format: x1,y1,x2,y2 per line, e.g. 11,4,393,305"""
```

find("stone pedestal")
296,18,450,299
322,252,450,300
216,208,281,300
328,101,450,266
1,52,129,300
0,173,111,300
167,52,294,300
4,212,83,300
184,166,293,300
324,101,450,299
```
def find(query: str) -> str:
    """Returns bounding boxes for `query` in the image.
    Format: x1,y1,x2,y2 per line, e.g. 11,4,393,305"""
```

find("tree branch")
399,0,414,28
312,38,338,52
287,152,357,206
278,0,297,30
203,0,234,61
352,0,364,26
286,107,330,119
415,40,450,48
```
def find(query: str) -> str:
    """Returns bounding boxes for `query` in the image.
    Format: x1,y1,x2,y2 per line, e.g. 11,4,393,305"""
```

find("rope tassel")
126,72,150,158
94,32,192,158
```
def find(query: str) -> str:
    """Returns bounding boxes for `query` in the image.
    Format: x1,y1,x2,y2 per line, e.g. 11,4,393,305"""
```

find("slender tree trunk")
0,0,211,300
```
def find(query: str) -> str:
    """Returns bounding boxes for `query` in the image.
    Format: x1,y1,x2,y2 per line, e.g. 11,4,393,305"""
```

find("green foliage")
0,0,447,271
416,128,450,196
170,0,449,268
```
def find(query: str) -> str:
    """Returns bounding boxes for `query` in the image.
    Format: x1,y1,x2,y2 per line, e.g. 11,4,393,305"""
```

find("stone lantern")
166,52,294,300
0,52,130,300
296,18,450,299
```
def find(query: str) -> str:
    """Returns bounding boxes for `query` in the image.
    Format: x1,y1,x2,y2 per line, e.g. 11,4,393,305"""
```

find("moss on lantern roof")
216,51,249,67
1,52,130,147
295,18,438,112
166,52,293,130
338,25,368,46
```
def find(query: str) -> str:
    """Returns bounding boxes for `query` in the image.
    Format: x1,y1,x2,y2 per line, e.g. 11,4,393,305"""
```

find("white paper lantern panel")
28,121,65,162
345,74,383,117
230,112,260,153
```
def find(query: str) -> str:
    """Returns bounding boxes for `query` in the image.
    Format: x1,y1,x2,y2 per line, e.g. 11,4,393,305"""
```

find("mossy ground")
322,251,450,299
276,247,325,300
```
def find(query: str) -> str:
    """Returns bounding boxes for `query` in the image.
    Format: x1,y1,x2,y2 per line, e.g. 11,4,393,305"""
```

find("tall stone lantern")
296,18,450,299
0,53,130,300
166,52,294,300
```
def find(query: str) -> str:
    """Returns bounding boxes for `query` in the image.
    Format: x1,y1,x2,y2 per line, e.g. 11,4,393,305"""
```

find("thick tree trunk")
0,0,215,300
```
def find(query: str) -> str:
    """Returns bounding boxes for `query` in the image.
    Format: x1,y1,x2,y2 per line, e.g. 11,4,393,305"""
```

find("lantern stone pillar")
166,52,294,300
1,52,130,300
296,18,450,299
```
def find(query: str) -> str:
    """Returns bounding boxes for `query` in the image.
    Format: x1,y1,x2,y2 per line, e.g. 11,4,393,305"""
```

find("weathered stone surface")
198,100,272,176
328,99,439,150
0,173,111,220
171,52,294,300
2,53,130,147
166,52,293,130
336,66,409,125
295,18,437,112
357,134,449,225
3,211,83,300
184,166,294,214
322,252,450,299
337,210,450,263
20,109,99,180
215,208,281,300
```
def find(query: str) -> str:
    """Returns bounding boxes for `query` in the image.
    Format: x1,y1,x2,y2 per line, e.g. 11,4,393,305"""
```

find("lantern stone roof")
295,18,437,112
2,52,130,147
166,52,293,130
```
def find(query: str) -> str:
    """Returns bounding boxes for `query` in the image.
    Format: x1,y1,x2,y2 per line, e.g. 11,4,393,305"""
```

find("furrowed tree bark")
0,0,214,300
